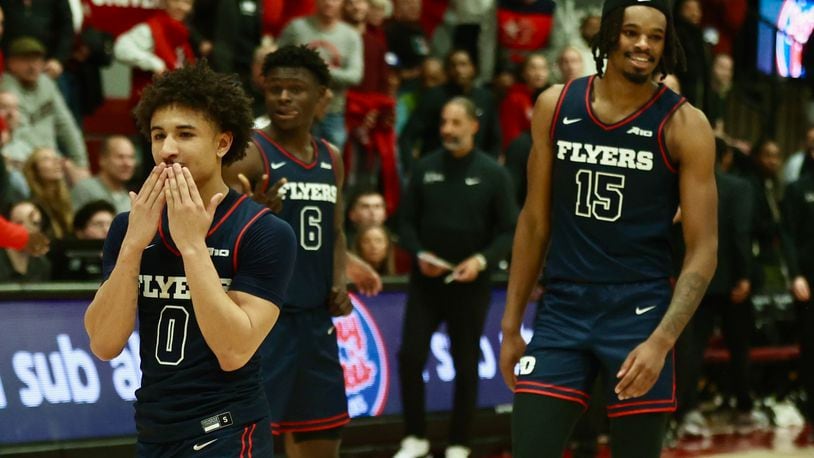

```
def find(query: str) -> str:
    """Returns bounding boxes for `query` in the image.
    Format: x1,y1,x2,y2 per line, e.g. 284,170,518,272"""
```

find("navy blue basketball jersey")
251,130,338,310
102,189,296,443
545,76,686,283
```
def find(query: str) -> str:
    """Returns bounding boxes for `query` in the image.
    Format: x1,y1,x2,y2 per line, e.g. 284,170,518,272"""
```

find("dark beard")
622,69,651,85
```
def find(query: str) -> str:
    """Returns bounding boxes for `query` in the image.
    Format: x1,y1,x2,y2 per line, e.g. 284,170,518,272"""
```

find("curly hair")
591,6,686,81
261,44,331,86
133,61,254,166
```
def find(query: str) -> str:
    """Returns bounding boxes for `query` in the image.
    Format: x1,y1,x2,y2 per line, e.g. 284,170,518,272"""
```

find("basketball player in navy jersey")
222,45,352,458
499,1,718,456
84,63,297,457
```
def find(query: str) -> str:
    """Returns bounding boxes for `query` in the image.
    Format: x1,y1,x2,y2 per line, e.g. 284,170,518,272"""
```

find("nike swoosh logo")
465,178,480,186
145,243,157,250
193,439,218,451
563,117,582,125
320,162,333,170
635,305,657,315
271,162,286,170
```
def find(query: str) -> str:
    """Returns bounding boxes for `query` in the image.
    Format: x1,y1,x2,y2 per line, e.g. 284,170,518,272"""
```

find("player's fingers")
171,164,190,204
268,176,286,194
615,363,642,399
145,169,168,209
616,351,635,379
499,357,517,390
255,175,270,196
167,165,182,205
135,165,162,206
182,167,204,207
164,186,174,211
237,173,253,196
136,165,162,197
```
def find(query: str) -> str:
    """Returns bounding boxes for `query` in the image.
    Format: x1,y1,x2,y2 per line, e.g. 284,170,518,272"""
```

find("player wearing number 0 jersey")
85,63,297,457
103,188,294,443
500,1,718,457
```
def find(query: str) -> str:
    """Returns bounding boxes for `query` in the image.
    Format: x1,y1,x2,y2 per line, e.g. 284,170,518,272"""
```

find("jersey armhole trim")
251,132,272,192
549,79,574,143
322,138,341,184
208,194,249,237
657,98,687,174
232,208,272,272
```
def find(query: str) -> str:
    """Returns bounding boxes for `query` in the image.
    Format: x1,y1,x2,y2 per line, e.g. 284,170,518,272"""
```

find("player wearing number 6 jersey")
499,1,718,457
84,63,297,457
223,45,352,458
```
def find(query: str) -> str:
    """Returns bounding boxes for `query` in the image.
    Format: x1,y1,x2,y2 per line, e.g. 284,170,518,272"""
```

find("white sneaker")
678,409,711,438
394,436,430,458
444,445,470,458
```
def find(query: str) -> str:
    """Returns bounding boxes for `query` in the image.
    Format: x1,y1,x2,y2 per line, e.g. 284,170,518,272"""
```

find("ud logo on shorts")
333,294,389,418
518,356,536,375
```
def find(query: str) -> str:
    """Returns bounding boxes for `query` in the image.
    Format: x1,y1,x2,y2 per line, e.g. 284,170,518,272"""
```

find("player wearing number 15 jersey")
223,45,352,457
85,63,297,457
500,1,718,457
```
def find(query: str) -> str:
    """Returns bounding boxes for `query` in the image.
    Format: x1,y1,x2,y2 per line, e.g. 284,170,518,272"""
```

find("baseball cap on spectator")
8,37,46,57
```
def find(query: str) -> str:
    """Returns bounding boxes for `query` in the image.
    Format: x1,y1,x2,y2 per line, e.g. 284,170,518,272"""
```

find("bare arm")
85,165,167,360
84,243,142,360
614,104,717,400
652,105,717,348
329,144,352,315
183,249,281,371
499,85,563,389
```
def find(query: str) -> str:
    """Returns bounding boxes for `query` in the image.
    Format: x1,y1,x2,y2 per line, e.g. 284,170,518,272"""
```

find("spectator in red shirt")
499,52,550,151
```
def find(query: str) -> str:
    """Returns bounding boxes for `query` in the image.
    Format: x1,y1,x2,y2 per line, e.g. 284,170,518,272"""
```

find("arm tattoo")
658,272,709,340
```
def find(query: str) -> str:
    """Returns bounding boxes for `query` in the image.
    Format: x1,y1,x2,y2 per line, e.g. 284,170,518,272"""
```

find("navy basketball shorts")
515,279,677,417
261,307,350,436
136,417,272,457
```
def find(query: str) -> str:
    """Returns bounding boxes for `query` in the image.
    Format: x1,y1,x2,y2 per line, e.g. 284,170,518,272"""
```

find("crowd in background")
0,0,813,451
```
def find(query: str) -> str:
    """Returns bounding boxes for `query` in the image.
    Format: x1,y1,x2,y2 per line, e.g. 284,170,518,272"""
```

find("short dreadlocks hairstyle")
591,6,686,81
261,44,331,87
133,61,254,166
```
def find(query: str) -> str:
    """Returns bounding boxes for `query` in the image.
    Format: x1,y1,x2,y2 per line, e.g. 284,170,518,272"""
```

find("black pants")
398,278,491,447
676,293,753,415
798,296,814,422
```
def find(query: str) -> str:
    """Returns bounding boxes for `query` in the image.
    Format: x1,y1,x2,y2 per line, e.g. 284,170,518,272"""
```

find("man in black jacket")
396,97,517,457
782,173,814,439
398,49,502,177
674,137,755,437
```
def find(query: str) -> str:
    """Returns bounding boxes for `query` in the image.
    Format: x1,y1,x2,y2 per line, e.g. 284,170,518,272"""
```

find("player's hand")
792,276,811,302
239,173,286,214
123,164,167,249
730,279,751,304
499,330,526,391
22,231,50,256
450,256,483,283
165,164,223,253
346,254,382,296
328,286,353,317
614,337,670,400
